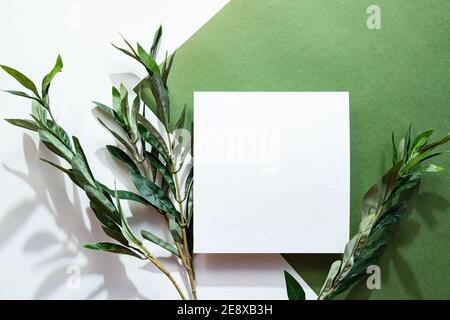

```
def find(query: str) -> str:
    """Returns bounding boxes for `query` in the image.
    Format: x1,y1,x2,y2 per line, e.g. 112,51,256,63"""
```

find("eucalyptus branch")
285,126,450,300
1,47,188,299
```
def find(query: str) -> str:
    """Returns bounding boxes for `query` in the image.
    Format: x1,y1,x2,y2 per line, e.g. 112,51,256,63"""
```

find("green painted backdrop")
167,0,450,299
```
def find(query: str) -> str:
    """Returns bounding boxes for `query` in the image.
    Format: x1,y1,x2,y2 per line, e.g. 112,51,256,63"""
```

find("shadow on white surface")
0,134,146,299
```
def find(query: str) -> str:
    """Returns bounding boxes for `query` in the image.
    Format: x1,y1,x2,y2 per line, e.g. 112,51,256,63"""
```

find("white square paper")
193,92,349,253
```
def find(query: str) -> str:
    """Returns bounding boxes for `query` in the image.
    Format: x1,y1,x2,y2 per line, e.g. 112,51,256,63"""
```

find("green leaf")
410,129,433,155
414,163,444,173
284,271,305,300
381,162,402,200
141,230,179,257
169,218,182,242
41,55,63,97
32,100,47,122
150,25,163,57
102,226,128,246
134,77,155,108
96,181,149,205
93,101,126,127
90,200,120,231
391,132,398,165
3,90,42,103
418,133,450,153
372,203,406,234
47,120,72,150
40,158,70,174
129,96,140,143
84,184,121,225
4,118,38,131
137,43,160,74
97,117,137,160
130,173,179,218
107,145,140,174
83,242,143,259
119,84,129,127
38,128,73,162
111,43,141,64
1,65,40,97
72,136,95,181
361,184,379,218
151,72,169,128
137,119,171,166
71,156,96,187
391,173,421,198
145,151,176,195
112,86,121,114
162,52,175,87
359,228,391,260
318,260,342,300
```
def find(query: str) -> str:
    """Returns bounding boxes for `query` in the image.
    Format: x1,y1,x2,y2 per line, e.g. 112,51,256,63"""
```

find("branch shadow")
1,133,146,299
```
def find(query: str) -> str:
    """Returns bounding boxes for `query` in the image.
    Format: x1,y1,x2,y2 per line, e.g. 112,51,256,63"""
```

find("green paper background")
168,0,450,299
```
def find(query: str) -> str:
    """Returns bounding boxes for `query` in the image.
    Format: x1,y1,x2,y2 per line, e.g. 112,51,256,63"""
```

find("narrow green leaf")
107,145,140,174
112,86,121,114
415,163,444,173
162,51,175,87
96,181,150,205
38,128,73,162
391,132,398,165
145,151,176,195
97,117,137,160
284,271,306,300
3,90,42,104
4,118,38,131
169,218,182,242
130,173,179,218
90,200,120,231
84,242,143,259
1,65,40,97
150,25,163,57
391,173,421,198
32,100,47,122
151,72,169,127
372,203,406,234
137,119,171,166
141,229,179,257
93,101,126,128
318,260,342,300
41,55,63,97
72,136,95,182
137,43,160,74
111,43,141,64
84,184,121,225
71,156,96,187
119,84,129,127
361,184,379,218
410,129,433,155
129,96,140,143
102,226,128,246
44,119,72,150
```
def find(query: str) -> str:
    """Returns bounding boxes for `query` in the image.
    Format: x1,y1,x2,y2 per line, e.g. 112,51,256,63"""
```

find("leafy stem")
167,131,197,299
285,127,450,300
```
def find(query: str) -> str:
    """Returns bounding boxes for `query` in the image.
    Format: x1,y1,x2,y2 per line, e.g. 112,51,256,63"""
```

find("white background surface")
194,92,350,253
0,0,316,299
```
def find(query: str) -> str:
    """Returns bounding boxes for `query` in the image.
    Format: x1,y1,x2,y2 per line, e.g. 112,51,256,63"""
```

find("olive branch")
285,127,450,300
1,27,196,300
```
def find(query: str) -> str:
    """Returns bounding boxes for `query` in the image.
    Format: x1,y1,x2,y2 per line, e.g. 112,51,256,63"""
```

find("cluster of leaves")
285,127,450,300
1,27,194,300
